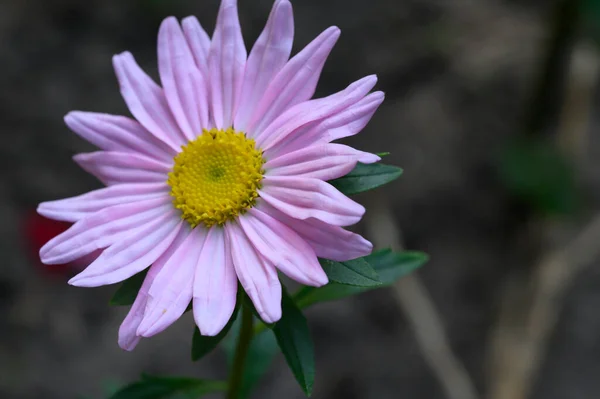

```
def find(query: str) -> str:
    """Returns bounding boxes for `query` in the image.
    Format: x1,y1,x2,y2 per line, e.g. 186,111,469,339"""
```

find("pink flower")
38,0,383,350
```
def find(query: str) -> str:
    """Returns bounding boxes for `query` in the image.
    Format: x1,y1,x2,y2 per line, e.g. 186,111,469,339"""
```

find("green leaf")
191,303,240,362
376,152,390,157
372,249,428,284
273,290,315,397
319,258,381,287
329,162,403,195
109,375,227,399
295,249,428,309
237,329,278,398
110,269,148,306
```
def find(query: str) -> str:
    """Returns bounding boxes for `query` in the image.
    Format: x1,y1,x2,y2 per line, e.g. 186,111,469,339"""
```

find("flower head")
38,0,384,350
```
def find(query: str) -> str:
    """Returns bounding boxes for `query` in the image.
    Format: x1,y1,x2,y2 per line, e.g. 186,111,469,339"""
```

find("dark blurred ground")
2,0,600,398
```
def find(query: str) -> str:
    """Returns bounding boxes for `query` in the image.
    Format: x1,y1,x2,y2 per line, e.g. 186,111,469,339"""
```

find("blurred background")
2,0,600,398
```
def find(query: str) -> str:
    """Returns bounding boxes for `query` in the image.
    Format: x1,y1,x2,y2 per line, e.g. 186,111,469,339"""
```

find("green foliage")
499,138,577,216
273,290,315,397
329,162,403,195
236,329,278,398
372,249,429,284
109,374,227,399
110,269,148,306
319,257,381,287
295,249,428,309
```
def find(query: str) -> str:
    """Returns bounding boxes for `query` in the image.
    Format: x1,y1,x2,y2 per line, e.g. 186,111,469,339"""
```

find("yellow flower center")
168,128,265,228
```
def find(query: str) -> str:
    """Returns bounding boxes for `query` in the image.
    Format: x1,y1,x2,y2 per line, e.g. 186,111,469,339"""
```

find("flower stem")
227,302,254,399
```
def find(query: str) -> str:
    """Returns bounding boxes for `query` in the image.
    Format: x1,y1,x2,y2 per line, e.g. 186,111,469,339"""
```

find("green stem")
227,302,254,399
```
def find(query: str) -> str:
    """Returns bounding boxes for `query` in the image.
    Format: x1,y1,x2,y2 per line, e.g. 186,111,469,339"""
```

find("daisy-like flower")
39,0,383,350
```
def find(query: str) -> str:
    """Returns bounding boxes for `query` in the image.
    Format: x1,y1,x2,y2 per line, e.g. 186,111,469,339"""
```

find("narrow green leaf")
109,375,227,399
319,258,381,287
273,290,315,396
294,249,428,309
329,162,403,195
376,152,390,157
110,269,148,306
191,303,239,361
294,283,364,309
237,329,278,398
372,250,429,285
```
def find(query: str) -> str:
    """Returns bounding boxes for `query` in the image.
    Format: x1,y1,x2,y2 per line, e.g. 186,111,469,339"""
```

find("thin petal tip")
118,338,141,352
373,91,385,101
275,0,293,11
259,308,281,324
67,276,81,286
135,324,153,338
199,327,221,337
71,153,89,165
358,152,381,164
159,16,179,33
36,202,48,216
310,271,329,287
196,318,226,337
63,111,76,124
181,15,199,26
38,232,58,262
364,74,378,85
325,26,341,39
68,276,88,287
64,110,91,128
38,251,51,265
68,272,104,287
112,51,133,66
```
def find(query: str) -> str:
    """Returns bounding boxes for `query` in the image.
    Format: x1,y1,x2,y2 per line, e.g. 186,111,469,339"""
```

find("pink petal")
193,227,238,336
245,26,340,138
261,202,373,262
158,17,209,141
40,197,172,265
136,225,202,337
64,111,174,162
119,225,192,350
73,151,171,186
226,222,282,323
118,287,146,351
239,208,328,286
208,0,247,129
37,183,169,222
234,0,294,133
269,91,384,157
182,16,211,84
112,51,185,150
260,176,365,227
265,143,379,181
258,75,377,150
315,91,385,142
68,211,182,287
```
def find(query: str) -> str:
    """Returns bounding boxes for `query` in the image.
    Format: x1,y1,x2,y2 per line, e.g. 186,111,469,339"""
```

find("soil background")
2,0,600,398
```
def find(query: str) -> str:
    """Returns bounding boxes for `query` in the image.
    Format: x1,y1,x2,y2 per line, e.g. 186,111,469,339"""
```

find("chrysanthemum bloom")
39,0,383,350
